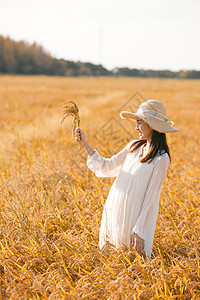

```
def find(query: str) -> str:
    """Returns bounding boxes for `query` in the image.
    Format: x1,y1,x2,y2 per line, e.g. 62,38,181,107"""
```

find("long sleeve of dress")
131,154,170,241
87,140,135,178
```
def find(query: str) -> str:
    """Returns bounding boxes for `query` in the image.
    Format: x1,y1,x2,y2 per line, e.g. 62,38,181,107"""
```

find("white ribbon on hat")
165,117,174,126
137,107,175,127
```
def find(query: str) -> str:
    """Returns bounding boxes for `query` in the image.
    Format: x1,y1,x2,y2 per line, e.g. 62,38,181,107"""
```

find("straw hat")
119,100,179,133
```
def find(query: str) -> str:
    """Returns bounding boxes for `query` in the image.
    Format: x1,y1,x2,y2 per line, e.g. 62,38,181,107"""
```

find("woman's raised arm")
75,126,135,177
75,127,95,156
86,140,135,178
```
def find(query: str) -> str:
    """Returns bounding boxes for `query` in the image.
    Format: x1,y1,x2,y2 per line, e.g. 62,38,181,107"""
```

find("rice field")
0,75,199,299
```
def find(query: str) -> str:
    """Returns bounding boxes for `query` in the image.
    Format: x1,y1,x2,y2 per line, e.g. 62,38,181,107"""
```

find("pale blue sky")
1,0,199,71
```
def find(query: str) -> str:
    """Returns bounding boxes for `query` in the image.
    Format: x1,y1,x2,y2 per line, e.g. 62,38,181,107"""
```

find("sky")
0,0,200,71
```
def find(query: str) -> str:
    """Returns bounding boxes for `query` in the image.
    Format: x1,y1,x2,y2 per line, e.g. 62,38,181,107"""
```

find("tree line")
0,35,199,78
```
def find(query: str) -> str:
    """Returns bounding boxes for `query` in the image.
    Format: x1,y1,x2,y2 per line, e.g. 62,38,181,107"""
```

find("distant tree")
0,36,5,72
113,68,140,77
2,37,17,72
179,70,200,79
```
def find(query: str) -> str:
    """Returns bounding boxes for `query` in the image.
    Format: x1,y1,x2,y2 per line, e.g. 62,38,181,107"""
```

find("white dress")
86,140,170,259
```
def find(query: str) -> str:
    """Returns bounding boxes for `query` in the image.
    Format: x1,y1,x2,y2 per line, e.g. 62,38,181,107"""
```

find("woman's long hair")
128,130,171,163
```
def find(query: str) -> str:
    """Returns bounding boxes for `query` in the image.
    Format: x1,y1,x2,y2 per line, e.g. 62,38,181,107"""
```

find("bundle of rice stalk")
61,101,80,149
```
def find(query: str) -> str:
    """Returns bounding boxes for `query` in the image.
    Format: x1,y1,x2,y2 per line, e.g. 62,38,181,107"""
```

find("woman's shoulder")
155,151,170,166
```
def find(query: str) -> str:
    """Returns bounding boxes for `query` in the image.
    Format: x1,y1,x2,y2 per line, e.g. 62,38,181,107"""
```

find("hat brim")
119,111,179,133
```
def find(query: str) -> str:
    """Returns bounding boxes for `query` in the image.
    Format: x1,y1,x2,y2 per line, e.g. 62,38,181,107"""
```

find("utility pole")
99,28,103,66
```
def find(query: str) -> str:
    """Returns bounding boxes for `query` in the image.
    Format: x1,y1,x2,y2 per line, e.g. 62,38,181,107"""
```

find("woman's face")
135,118,153,141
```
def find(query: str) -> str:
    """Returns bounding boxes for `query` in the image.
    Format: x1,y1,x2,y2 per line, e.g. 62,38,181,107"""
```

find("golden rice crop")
61,101,80,139
0,75,199,299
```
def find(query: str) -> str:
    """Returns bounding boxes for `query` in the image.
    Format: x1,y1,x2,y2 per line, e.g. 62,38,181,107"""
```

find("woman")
75,100,179,259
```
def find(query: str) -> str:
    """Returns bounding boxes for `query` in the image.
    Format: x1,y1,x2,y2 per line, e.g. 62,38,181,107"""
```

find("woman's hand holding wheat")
75,127,88,146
